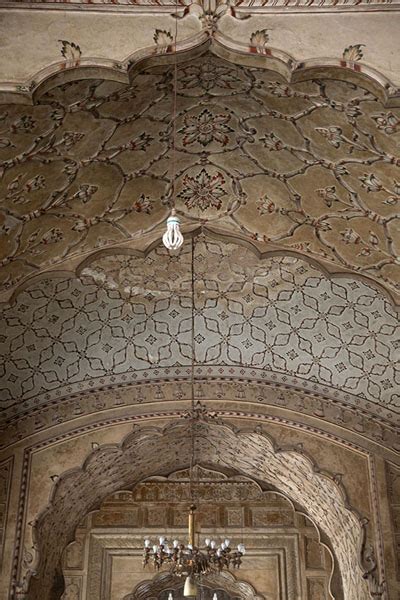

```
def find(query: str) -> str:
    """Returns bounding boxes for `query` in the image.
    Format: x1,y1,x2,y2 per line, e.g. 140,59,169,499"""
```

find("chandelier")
142,505,246,596
149,20,245,589
145,210,245,595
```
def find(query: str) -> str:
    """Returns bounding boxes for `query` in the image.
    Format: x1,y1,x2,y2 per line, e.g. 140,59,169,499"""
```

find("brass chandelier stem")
188,505,196,547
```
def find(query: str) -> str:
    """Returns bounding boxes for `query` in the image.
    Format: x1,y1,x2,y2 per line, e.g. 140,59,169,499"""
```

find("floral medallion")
178,168,226,212
179,108,233,147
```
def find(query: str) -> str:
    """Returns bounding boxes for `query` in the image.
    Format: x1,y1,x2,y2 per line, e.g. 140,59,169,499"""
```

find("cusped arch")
74,227,400,309
1,33,400,107
125,570,265,600
3,225,400,310
1,51,399,308
25,419,373,600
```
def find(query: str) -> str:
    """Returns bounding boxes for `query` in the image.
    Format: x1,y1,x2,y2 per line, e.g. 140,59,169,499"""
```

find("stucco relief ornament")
154,29,174,54
360,543,385,599
249,29,270,55
58,40,82,67
189,0,233,31
341,44,365,70
179,169,226,211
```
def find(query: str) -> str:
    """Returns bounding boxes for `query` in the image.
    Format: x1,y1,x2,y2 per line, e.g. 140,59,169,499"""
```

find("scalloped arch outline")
83,472,339,600
2,225,399,311
125,569,266,600
0,30,400,107
22,419,373,600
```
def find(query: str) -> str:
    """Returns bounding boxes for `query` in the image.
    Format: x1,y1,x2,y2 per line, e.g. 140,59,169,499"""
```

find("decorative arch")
74,228,400,309
2,235,398,432
124,570,265,600
24,419,373,600
3,223,399,310
1,33,400,108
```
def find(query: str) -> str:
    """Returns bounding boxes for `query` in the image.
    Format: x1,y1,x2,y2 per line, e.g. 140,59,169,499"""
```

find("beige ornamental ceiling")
1,236,399,449
0,52,400,306
0,8,399,600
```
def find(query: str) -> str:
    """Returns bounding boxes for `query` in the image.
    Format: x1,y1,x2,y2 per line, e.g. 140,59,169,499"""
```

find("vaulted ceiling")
0,45,399,445
0,4,399,600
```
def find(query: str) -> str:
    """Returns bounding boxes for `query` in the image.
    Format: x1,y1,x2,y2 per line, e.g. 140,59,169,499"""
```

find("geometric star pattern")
1,236,398,418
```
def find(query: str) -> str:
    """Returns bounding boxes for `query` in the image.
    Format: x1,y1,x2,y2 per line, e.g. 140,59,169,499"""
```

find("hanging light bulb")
163,209,183,251
183,575,198,598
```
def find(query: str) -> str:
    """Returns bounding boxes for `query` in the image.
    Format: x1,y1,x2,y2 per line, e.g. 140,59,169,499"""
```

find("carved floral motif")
179,109,233,147
178,169,226,210
0,54,399,302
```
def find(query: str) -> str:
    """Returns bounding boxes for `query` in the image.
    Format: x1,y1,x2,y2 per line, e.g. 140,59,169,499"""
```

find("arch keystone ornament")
19,417,383,600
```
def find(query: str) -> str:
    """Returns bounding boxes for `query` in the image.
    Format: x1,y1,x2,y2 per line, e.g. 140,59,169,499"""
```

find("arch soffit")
1,234,398,442
0,58,399,309
64,467,340,599
26,420,373,600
